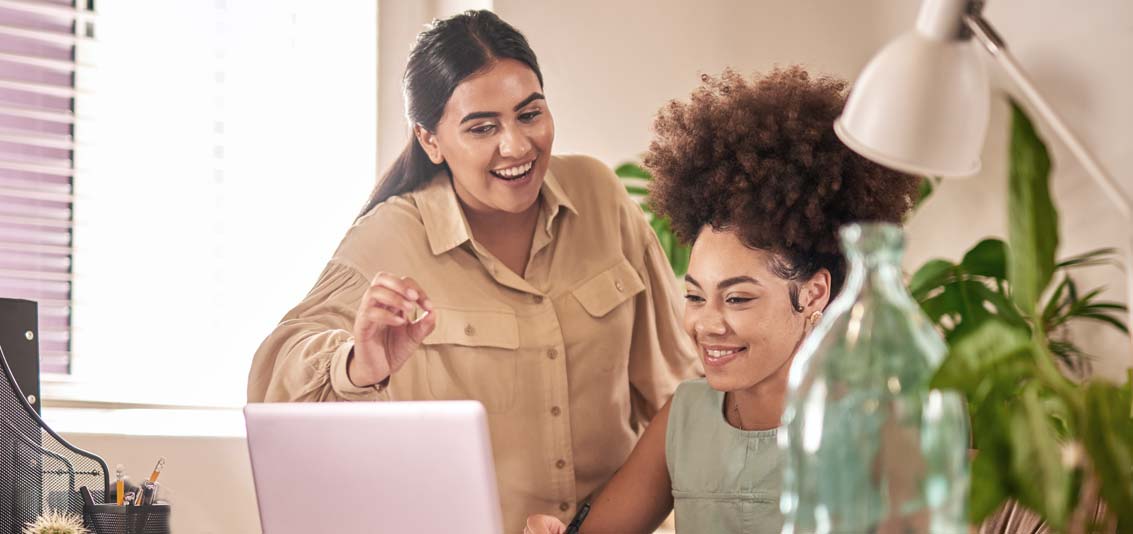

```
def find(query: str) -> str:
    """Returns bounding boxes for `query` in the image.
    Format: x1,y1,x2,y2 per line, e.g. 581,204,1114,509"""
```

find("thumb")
407,309,437,343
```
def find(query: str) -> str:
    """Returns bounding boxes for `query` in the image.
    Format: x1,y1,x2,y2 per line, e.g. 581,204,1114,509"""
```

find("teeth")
705,348,742,358
492,161,533,178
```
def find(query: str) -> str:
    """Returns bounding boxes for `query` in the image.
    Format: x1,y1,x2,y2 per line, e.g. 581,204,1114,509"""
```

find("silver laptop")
244,401,503,534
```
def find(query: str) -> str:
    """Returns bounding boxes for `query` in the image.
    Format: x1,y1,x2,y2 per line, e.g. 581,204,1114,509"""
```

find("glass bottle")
780,223,969,534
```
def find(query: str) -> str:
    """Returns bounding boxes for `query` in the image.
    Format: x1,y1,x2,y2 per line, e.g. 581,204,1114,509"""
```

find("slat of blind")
0,240,68,254
0,77,75,97
0,225,71,245
0,199,69,219
0,129,73,148
0,212,71,227
0,251,69,271
0,0,94,19
0,103,72,123
0,50,72,71
0,185,72,202
0,157,71,175
0,22,78,46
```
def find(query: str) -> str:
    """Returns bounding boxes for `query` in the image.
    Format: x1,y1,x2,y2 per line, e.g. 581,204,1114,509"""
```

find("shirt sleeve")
626,219,703,426
247,261,392,402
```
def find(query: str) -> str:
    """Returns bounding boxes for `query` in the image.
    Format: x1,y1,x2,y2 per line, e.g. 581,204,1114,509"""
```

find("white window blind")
0,0,94,375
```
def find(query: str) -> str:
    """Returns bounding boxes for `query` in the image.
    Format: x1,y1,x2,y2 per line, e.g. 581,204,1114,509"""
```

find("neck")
729,352,795,431
461,198,540,238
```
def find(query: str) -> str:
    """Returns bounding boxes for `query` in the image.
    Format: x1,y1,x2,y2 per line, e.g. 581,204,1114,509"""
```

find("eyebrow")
458,92,546,125
684,274,761,290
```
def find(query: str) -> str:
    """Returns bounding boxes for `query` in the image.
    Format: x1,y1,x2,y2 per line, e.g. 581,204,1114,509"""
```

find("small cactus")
21,510,89,534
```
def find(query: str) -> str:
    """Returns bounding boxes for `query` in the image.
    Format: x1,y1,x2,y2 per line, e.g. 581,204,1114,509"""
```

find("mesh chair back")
0,344,108,534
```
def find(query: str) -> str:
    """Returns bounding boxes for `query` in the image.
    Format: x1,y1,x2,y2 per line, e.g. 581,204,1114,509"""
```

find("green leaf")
1006,101,1059,317
623,184,650,197
969,437,1011,523
1009,383,1075,530
931,319,1032,396
1056,247,1119,270
614,162,651,180
914,176,941,211
961,238,1008,280
1042,276,1073,328
1075,312,1130,335
909,259,955,300
1081,377,1133,528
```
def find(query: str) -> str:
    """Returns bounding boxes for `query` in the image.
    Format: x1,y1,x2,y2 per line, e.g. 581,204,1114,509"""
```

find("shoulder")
549,154,632,210
549,154,651,249
332,194,429,276
672,378,714,410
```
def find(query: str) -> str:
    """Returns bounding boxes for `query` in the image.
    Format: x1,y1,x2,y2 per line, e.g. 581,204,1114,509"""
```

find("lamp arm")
965,13,1133,347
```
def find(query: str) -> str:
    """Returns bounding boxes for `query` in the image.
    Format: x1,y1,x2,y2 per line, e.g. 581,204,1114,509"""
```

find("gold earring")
807,310,823,330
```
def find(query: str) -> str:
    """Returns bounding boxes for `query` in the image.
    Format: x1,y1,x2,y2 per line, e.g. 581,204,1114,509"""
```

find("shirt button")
547,348,558,360
551,406,561,416
615,280,624,292
533,295,544,304
464,324,475,336
559,502,570,512
555,459,566,469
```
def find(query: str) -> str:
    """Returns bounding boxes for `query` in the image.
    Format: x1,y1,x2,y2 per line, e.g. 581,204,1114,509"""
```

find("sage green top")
665,378,784,534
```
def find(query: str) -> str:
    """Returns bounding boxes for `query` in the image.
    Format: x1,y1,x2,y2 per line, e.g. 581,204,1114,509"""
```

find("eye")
468,124,496,135
518,110,542,123
684,294,705,304
725,296,755,305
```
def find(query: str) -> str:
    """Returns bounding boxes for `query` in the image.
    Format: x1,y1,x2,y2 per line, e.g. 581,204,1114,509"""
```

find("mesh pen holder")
83,503,170,534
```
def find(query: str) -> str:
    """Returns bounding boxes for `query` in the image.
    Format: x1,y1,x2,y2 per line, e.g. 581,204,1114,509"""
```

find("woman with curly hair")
525,66,919,534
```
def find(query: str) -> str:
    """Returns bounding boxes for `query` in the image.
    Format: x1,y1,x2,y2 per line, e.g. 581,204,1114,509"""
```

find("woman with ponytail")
246,10,699,530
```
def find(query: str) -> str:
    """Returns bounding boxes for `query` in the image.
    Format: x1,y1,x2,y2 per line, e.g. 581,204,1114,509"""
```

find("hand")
348,273,437,386
524,514,567,534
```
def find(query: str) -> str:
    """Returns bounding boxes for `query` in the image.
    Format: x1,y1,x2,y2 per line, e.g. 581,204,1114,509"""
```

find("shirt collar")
416,165,578,257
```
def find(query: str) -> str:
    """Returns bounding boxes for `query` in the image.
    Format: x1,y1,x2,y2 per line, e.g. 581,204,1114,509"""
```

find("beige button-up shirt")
247,154,700,530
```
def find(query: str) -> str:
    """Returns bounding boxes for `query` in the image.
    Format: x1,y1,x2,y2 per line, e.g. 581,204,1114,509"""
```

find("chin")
704,369,747,392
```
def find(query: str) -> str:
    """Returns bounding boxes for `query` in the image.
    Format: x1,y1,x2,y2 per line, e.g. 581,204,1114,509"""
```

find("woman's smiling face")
416,58,554,216
682,226,827,392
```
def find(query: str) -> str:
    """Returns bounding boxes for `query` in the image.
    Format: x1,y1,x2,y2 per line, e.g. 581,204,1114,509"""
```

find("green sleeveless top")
665,378,784,534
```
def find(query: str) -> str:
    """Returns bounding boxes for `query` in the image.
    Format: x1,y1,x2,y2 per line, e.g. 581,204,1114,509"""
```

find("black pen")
564,502,590,534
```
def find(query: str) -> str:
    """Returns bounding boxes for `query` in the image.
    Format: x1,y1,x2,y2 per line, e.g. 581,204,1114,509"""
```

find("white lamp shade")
835,31,990,177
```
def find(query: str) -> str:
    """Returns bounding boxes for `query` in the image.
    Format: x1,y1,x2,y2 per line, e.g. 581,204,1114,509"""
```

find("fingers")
407,307,438,343
370,273,433,310
523,515,565,534
364,286,416,321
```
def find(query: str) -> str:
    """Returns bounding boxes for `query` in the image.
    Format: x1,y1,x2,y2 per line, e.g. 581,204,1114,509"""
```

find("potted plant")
913,102,1132,533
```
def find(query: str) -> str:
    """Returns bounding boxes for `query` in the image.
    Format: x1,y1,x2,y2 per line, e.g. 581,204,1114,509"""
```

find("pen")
564,502,590,534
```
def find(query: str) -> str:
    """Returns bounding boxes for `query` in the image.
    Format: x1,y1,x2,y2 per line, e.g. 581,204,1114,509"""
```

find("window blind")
0,0,93,374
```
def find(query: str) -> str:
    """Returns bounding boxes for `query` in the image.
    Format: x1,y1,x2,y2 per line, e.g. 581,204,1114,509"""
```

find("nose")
498,124,532,159
694,308,728,337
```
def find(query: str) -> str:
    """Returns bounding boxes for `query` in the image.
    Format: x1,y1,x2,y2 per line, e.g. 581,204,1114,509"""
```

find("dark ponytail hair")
358,10,544,218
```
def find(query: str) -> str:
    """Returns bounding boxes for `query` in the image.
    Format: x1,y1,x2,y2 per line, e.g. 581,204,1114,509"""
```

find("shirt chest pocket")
571,259,646,318
421,307,519,413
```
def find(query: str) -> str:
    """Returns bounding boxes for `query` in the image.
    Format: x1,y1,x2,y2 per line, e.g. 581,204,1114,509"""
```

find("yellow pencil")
147,457,166,483
115,464,124,506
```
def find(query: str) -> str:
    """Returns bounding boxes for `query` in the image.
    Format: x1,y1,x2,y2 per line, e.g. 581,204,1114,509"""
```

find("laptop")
244,401,503,534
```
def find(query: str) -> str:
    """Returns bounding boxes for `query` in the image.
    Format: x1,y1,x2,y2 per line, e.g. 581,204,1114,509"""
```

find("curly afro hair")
644,66,919,305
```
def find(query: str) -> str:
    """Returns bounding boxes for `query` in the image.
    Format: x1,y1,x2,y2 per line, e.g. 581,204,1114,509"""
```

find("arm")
627,223,702,424
579,398,675,533
246,262,435,402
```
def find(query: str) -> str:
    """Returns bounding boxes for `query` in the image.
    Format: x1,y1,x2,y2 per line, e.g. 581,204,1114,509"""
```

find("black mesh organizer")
0,343,115,534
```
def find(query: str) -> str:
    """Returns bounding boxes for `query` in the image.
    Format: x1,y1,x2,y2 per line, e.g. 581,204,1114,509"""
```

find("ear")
413,124,444,165
800,268,831,313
